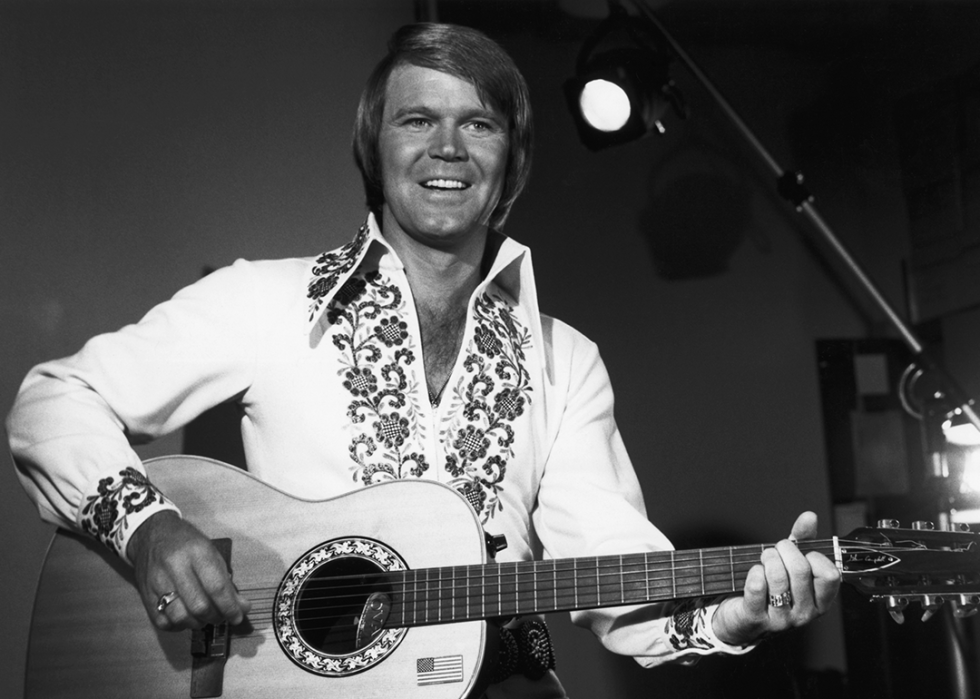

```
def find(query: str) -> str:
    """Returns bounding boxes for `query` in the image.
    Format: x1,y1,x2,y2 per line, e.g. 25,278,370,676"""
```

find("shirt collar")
304,213,546,371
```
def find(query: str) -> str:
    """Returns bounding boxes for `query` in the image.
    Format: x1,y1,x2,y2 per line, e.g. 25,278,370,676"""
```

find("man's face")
378,64,509,249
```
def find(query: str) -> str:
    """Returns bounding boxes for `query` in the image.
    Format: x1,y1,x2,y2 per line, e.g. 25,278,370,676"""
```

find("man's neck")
377,216,489,403
379,219,487,315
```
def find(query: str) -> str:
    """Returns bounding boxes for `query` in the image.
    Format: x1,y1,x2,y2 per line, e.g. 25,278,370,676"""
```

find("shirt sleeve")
6,261,258,563
531,327,755,666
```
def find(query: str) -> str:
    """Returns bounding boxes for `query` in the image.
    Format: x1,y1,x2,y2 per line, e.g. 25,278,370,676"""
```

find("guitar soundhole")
274,537,407,677
294,556,389,653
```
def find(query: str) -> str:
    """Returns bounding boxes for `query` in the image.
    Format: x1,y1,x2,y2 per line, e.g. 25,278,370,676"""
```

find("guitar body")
26,456,494,699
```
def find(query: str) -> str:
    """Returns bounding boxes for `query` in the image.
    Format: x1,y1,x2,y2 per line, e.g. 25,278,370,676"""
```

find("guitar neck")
384,539,838,627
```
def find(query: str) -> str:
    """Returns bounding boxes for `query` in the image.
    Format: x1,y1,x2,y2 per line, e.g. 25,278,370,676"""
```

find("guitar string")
227,556,766,637
230,540,921,616
225,539,954,634
235,543,789,607
233,539,927,617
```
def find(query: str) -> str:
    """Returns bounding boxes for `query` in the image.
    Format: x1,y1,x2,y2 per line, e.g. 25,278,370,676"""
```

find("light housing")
564,8,686,150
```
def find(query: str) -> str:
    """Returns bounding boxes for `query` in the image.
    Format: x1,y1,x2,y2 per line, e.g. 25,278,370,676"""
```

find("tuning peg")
877,519,901,529
912,521,935,530
886,596,908,624
920,594,944,622
953,595,980,618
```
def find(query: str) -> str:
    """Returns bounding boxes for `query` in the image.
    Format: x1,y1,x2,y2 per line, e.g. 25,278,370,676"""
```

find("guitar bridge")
191,621,230,659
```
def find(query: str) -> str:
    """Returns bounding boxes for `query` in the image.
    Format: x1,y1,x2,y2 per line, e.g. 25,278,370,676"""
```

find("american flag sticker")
416,654,464,685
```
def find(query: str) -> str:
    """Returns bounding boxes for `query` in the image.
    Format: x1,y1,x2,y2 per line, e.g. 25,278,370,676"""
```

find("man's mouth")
422,179,469,190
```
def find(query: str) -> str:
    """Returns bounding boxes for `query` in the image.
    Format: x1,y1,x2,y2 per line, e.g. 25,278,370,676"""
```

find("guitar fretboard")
381,540,838,627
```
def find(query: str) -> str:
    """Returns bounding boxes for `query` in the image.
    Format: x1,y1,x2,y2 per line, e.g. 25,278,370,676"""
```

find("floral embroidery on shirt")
329,269,431,484
439,292,532,522
79,467,172,558
307,224,370,322
665,599,714,654
316,230,533,524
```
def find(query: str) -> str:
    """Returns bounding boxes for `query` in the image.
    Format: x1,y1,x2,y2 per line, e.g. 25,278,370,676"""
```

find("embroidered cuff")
664,599,757,664
78,466,181,565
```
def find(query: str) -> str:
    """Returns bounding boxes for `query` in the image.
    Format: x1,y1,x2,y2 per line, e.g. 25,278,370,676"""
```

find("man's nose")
429,125,467,161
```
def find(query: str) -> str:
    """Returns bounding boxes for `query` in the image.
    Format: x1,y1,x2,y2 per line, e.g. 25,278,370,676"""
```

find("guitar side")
26,456,493,699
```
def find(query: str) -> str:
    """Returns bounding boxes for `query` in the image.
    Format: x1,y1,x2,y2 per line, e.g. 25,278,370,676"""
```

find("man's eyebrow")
388,104,505,123
389,104,436,120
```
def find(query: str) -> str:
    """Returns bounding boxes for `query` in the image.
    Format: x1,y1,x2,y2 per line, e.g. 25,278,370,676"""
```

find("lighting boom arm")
621,0,980,432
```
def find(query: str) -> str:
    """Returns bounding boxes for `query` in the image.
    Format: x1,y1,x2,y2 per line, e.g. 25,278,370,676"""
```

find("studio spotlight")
564,7,686,150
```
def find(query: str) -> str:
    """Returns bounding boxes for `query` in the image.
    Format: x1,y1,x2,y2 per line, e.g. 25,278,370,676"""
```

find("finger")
192,559,249,626
789,511,818,542
774,538,820,616
742,563,769,617
807,551,842,614
141,568,186,629
151,593,175,630
155,594,194,630
761,546,791,608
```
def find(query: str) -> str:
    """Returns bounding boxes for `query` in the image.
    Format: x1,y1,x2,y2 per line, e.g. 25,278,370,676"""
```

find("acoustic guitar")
25,456,980,698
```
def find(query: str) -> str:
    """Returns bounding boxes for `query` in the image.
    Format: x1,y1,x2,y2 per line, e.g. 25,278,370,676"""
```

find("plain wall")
6,1,980,697
1,2,413,696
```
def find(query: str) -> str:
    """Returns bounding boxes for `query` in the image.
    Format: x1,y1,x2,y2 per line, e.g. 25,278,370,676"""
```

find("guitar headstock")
839,520,980,624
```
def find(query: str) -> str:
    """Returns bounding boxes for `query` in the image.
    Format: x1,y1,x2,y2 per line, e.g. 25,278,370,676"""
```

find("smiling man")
8,23,839,699
374,62,512,404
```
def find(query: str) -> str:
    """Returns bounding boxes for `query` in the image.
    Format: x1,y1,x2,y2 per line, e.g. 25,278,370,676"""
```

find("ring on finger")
156,591,179,613
768,591,793,608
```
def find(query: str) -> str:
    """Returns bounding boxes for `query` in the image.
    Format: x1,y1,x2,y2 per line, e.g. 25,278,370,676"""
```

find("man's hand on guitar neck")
711,511,841,646
126,511,251,631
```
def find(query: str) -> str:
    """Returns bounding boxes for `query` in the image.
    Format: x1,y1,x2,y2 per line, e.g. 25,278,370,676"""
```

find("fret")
619,554,625,604
574,558,598,608
598,557,620,606
436,566,444,623
671,551,676,599
596,558,601,606
500,562,518,617
702,546,737,596
401,569,408,627
485,562,499,618
498,564,502,616
553,559,575,610
532,559,558,613
480,563,486,620
411,569,418,627
730,547,735,592
552,559,558,611
424,568,430,625
450,564,456,622
644,552,651,604
673,550,703,597
646,550,674,601
699,549,705,596
621,553,646,604
573,559,579,608
454,564,464,621
532,560,538,613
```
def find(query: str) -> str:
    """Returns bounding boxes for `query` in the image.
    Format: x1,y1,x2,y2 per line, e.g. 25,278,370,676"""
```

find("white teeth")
424,179,467,189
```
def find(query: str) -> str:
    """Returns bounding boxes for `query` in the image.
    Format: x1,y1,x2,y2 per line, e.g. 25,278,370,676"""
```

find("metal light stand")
623,0,980,433
619,1,980,696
